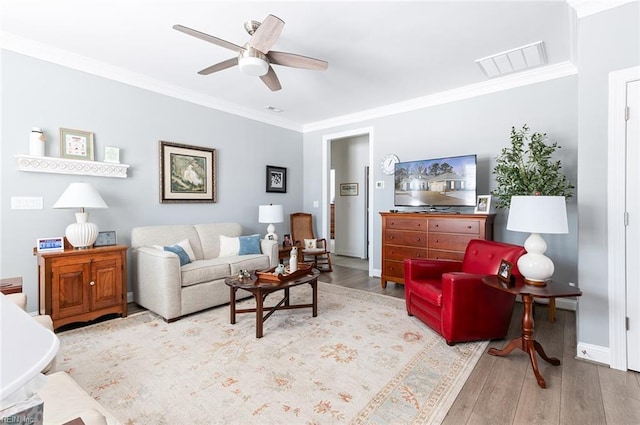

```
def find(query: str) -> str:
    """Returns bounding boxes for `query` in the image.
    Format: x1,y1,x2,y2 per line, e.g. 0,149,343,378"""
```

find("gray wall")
304,76,579,286
577,2,640,348
1,51,304,312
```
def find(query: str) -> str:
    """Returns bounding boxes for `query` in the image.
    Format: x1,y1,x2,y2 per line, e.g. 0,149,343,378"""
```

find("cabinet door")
90,255,123,311
52,261,90,319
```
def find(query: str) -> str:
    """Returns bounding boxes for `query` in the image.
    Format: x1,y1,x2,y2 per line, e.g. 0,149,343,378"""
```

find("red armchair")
404,239,526,345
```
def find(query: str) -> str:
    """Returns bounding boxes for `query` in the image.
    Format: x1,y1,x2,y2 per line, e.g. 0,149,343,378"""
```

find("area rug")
54,282,487,424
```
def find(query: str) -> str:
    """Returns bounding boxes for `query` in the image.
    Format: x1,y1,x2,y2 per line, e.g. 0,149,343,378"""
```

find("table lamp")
506,195,568,286
258,204,284,241
53,182,108,249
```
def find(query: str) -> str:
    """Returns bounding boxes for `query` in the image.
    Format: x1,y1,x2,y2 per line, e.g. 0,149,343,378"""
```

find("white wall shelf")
15,154,129,178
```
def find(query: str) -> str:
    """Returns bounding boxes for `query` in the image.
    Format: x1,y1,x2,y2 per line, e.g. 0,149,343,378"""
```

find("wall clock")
94,231,117,247
380,154,400,175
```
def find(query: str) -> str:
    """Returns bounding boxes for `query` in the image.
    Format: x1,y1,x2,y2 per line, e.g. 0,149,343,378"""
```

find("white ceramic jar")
29,128,46,156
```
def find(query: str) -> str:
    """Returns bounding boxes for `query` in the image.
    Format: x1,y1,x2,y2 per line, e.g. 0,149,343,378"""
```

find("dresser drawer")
385,217,428,231
428,219,480,234
384,246,428,261
385,230,427,248
428,250,466,261
428,234,475,251
383,260,405,279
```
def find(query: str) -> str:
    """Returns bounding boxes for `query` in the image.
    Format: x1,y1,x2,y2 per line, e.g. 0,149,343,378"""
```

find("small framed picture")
266,165,287,193
94,231,117,247
283,234,292,247
60,128,94,160
474,194,491,214
104,146,120,163
340,183,358,196
497,259,513,282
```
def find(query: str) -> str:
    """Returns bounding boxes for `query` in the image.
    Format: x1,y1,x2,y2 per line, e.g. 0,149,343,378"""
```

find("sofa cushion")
153,239,196,266
132,225,204,260
227,254,271,274
219,234,262,257
180,259,232,287
194,223,242,259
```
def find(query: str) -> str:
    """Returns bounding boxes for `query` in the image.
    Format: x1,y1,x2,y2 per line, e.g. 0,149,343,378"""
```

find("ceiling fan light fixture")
238,56,269,76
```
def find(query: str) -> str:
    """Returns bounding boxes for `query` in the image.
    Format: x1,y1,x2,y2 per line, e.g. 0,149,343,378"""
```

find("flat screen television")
394,154,477,208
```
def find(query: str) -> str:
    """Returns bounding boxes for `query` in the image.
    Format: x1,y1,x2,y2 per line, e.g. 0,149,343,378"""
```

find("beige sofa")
131,223,278,321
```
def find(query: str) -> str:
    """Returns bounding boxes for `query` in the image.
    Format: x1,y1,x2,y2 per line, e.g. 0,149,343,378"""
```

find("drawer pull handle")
89,281,96,286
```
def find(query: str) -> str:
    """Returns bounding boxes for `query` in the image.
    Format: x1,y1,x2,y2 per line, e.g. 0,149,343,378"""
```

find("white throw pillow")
154,239,196,262
304,239,317,249
219,235,240,257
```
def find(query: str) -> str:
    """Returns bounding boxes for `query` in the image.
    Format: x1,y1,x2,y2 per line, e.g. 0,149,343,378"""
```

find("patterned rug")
54,282,487,424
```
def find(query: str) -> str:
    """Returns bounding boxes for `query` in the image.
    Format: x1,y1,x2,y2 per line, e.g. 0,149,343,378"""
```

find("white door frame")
322,127,374,275
607,65,640,370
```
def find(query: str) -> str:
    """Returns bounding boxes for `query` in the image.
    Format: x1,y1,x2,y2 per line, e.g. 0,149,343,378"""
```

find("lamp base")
65,212,99,249
523,278,548,287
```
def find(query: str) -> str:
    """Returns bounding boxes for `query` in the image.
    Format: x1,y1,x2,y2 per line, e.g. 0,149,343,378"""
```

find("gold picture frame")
59,128,94,160
340,183,358,196
159,141,216,203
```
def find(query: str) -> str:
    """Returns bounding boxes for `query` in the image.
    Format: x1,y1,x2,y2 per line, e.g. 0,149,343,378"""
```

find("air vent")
476,41,547,79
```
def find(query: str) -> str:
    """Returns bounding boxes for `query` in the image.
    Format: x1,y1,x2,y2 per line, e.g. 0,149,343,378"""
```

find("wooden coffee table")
482,275,582,388
225,268,320,338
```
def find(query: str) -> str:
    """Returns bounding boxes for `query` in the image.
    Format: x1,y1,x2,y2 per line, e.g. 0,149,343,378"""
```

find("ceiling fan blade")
173,24,244,53
197,57,239,75
267,51,328,71
260,66,282,91
249,14,284,53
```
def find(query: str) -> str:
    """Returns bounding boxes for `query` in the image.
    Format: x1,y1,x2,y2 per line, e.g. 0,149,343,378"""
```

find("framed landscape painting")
159,141,216,203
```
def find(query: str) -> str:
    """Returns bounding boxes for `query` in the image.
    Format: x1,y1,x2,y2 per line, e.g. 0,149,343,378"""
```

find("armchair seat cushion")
409,279,443,307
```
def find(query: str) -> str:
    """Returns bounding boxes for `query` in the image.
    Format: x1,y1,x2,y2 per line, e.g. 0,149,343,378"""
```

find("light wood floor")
321,263,640,425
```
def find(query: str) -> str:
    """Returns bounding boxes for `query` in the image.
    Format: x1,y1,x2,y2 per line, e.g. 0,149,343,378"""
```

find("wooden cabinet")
38,245,128,330
380,212,494,288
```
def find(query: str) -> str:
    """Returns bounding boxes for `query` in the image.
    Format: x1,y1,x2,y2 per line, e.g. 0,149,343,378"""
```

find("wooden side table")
482,275,582,388
0,277,23,295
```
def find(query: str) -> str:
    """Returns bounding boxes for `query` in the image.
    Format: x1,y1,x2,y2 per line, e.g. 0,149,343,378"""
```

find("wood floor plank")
598,366,640,424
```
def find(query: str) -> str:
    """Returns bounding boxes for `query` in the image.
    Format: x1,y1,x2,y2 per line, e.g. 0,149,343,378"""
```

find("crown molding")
302,61,577,133
0,31,303,132
567,0,637,18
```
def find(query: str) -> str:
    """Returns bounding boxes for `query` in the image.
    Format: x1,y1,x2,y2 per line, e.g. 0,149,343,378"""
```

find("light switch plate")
11,196,43,209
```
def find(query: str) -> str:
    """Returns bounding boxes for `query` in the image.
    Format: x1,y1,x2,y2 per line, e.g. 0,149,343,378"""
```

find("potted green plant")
492,125,574,209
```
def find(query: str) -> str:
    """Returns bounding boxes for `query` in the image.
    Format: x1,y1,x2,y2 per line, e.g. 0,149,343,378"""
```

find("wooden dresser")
38,245,128,330
380,212,495,288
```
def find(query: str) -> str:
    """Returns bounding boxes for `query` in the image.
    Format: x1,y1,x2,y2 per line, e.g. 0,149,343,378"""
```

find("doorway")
322,127,374,275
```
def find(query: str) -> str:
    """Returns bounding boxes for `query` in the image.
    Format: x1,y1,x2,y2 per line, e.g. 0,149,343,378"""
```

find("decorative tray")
255,263,313,283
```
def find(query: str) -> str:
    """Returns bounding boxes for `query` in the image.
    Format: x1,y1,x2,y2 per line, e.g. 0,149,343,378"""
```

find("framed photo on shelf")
266,165,287,193
474,194,491,214
340,183,358,196
159,141,216,203
283,234,292,247
59,128,94,160
103,146,120,164
497,259,513,283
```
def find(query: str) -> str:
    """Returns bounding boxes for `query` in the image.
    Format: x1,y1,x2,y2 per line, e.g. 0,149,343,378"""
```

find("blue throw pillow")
164,245,191,266
238,234,261,255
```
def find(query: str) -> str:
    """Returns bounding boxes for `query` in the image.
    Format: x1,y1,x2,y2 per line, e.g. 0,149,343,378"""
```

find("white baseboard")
576,342,610,366
372,268,381,278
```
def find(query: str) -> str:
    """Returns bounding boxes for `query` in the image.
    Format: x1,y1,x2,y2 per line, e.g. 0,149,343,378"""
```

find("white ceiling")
0,1,587,131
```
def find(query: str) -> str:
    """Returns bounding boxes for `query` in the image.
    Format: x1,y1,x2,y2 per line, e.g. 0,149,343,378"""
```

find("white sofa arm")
133,247,183,321
260,239,279,268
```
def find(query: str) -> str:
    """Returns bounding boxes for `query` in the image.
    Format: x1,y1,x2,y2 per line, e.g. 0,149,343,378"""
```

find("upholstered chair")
404,239,526,345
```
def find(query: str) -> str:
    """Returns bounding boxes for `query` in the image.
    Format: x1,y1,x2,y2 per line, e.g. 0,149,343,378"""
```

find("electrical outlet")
11,196,43,209
313,201,319,208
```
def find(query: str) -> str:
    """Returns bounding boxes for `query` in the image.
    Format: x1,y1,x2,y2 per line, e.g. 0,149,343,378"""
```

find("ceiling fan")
173,15,328,91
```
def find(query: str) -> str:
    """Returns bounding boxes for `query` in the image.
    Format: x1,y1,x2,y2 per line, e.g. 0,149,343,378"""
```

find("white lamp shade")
258,204,284,224
506,196,568,234
53,183,108,210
